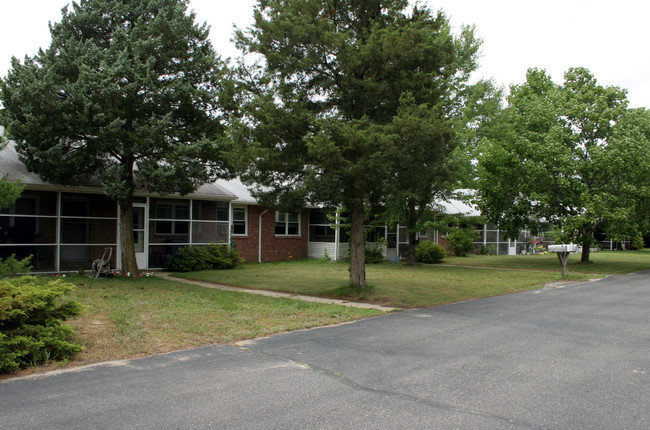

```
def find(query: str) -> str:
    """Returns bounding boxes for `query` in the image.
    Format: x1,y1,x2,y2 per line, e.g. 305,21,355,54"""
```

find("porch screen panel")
147,198,230,268
0,191,59,271
149,199,190,244
191,200,229,244
0,245,56,272
0,216,56,243
59,193,118,269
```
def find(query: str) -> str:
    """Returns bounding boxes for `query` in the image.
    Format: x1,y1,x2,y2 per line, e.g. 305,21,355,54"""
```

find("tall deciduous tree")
598,108,650,242
475,67,629,262
234,0,479,284
1,0,232,273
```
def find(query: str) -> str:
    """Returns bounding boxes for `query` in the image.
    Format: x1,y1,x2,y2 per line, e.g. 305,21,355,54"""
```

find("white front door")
133,205,147,269
508,239,517,256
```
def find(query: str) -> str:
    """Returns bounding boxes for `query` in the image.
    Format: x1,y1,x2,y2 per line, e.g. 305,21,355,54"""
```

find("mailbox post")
548,244,580,278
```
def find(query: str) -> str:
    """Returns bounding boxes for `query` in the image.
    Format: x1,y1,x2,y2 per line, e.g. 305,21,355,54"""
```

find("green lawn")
16,275,381,375
14,249,648,377
444,250,650,275
176,251,641,308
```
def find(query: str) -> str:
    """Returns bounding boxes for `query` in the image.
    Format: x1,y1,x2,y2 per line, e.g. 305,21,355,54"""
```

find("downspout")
258,209,268,263
334,210,340,261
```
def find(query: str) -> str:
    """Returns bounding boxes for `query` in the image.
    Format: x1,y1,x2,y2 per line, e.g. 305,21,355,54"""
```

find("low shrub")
0,277,83,373
415,241,447,264
0,254,32,278
364,246,385,264
477,244,495,255
165,244,240,272
446,229,477,257
206,244,241,269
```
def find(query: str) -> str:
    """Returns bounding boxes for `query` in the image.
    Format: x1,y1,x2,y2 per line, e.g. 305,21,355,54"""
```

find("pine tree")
1,0,233,273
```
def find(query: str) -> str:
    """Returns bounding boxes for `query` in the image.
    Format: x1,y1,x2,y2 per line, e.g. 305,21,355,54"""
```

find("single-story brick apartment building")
1,138,549,272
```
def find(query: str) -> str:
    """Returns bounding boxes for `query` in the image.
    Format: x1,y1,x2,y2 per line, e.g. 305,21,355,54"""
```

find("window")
232,207,247,235
308,209,335,242
153,201,190,235
275,212,300,236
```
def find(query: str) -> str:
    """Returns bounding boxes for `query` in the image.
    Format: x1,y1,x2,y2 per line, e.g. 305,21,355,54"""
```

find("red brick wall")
232,206,309,263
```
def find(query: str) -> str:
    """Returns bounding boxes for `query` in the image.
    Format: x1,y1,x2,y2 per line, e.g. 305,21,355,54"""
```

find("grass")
7,275,381,377
10,249,649,377
175,251,646,309
443,249,650,275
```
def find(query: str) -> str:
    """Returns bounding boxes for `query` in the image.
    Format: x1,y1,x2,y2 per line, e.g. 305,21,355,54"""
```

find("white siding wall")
308,242,336,259
308,242,350,260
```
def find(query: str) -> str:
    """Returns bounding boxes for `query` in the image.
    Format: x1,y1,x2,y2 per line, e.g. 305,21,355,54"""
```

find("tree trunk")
349,203,367,288
581,241,591,263
407,230,417,266
119,198,139,274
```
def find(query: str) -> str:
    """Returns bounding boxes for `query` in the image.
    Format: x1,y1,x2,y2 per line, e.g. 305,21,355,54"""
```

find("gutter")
258,209,268,263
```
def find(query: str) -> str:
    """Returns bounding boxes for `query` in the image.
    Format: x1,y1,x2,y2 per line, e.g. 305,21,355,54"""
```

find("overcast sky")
1,0,648,108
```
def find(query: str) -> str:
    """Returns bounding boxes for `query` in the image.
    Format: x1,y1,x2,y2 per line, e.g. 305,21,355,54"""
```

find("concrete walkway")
156,272,398,312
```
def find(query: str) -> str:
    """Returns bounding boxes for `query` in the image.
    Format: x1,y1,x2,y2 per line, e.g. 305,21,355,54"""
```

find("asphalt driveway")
1,271,649,429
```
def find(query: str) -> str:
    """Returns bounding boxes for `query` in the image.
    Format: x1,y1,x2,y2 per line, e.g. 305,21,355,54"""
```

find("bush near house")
364,245,385,264
446,228,477,257
0,277,83,373
165,244,240,272
0,254,32,278
415,241,447,264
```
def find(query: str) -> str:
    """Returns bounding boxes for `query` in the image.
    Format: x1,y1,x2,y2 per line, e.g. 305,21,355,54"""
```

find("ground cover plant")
0,277,82,373
2,274,380,377
176,258,601,309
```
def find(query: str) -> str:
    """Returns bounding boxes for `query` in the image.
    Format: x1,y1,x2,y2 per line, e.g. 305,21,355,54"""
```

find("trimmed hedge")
0,277,83,373
165,244,240,272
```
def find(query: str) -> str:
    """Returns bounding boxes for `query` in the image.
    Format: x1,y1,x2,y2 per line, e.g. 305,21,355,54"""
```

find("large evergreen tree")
234,0,479,285
1,0,232,273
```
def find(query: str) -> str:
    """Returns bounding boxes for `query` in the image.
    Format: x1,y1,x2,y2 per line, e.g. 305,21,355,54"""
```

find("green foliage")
320,248,332,263
0,277,83,373
364,246,385,264
234,0,481,286
475,67,633,262
477,245,495,255
446,229,477,257
0,254,33,278
0,175,23,211
630,233,644,250
1,0,233,273
415,241,447,264
165,245,240,272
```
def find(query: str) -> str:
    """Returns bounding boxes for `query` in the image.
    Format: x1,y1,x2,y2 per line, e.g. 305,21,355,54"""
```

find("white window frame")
232,206,248,236
275,211,301,236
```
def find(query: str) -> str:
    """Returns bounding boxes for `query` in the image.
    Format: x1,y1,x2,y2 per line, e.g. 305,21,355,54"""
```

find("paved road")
1,271,649,429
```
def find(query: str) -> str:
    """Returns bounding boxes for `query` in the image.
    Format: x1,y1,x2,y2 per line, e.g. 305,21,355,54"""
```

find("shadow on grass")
323,283,376,300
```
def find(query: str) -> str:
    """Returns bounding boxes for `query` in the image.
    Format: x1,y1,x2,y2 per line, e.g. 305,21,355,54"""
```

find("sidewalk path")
156,272,398,312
